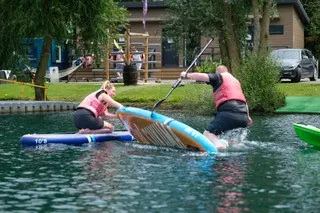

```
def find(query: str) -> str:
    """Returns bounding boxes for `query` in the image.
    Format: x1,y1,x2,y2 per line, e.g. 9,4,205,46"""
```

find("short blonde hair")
216,65,228,74
101,80,114,90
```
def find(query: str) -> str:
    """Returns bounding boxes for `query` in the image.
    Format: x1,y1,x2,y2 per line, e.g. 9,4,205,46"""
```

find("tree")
301,0,320,60
164,0,276,71
164,0,252,72
0,0,127,100
251,0,276,53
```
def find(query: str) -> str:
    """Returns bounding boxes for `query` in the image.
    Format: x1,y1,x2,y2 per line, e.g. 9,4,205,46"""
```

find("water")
1,111,320,212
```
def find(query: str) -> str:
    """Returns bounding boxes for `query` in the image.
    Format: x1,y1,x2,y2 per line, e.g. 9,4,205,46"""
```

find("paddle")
151,38,213,113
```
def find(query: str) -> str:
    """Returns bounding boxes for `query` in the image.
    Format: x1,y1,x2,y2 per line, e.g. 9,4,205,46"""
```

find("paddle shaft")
151,38,213,112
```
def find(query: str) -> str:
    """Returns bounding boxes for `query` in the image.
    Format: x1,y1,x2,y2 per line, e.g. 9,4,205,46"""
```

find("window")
305,50,314,59
55,45,62,63
269,25,284,35
301,50,308,59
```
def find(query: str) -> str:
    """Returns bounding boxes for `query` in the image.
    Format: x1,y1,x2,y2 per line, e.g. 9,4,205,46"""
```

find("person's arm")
180,71,210,82
103,94,123,109
100,93,124,118
104,108,118,119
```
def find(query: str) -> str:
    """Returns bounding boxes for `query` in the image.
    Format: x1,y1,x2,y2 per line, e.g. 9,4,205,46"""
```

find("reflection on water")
1,111,320,212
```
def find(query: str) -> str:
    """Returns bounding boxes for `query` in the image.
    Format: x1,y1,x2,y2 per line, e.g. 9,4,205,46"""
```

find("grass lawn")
0,82,205,102
276,82,320,96
1,81,320,106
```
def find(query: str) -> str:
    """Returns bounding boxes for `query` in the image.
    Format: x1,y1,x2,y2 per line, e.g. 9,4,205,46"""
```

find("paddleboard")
20,131,135,145
293,123,320,149
116,106,218,153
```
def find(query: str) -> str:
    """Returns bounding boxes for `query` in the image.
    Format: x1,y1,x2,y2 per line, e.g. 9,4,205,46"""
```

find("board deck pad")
20,131,134,145
117,107,217,153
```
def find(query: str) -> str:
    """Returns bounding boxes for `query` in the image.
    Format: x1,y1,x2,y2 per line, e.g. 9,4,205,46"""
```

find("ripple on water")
1,113,320,212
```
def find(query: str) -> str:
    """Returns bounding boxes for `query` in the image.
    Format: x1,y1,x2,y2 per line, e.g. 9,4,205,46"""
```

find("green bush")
182,84,215,115
235,52,286,113
195,57,220,73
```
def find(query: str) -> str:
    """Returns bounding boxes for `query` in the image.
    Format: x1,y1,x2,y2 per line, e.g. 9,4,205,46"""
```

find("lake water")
1,111,320,212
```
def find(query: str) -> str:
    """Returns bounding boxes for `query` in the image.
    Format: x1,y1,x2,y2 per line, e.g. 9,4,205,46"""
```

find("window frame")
269,25,284,35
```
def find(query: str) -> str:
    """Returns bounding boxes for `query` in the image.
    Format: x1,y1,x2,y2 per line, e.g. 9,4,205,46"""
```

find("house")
259,0,310,49
24,38,70,71
120,0,310,68
65,0,311,81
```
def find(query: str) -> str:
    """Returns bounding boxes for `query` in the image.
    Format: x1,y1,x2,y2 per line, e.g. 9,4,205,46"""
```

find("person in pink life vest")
73,80,124,134
181,65,253,150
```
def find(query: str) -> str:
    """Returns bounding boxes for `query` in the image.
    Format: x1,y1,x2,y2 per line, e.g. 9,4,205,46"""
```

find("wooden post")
125,29,131,65
104,29,110,80
144,32,149,83
104,40,110,80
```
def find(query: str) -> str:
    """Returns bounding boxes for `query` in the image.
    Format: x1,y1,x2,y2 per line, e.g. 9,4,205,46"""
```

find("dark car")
271,48,318,82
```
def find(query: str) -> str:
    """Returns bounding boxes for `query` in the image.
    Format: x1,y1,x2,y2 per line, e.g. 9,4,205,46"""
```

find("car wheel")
291,67,301,83
310,66,318,81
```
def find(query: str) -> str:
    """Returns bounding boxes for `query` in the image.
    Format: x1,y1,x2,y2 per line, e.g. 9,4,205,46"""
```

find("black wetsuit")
206,73,249,135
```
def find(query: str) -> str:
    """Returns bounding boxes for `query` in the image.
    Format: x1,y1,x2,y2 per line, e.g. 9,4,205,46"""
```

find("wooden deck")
66,67,186,82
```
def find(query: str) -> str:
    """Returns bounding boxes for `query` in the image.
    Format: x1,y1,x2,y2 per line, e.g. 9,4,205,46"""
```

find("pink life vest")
78,90,108,118
214,72,246,108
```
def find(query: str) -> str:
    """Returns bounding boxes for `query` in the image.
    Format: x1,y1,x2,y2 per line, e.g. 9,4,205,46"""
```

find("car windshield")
271,50,301,60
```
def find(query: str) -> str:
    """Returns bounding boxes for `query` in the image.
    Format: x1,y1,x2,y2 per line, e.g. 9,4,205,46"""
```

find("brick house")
120,0,310,68
72,0,310,81
264,0,310,49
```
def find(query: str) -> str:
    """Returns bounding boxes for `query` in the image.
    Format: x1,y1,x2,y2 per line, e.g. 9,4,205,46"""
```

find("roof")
276,0,309,24
120,0,310,25
119,1,166,9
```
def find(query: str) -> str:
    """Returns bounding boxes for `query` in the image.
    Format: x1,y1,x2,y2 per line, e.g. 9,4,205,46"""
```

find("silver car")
271,48,318,82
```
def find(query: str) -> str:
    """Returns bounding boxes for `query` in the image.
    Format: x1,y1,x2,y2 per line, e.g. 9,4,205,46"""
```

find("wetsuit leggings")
73,108,104,130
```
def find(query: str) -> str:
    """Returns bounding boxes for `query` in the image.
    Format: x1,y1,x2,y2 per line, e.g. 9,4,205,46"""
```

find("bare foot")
215,139,229,150
76,128,91,134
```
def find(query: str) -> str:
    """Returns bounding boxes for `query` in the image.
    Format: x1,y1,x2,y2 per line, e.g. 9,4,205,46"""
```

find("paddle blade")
114,39,121,50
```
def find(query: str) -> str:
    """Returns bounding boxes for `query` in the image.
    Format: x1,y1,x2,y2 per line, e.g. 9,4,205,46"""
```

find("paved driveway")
281,78,320,84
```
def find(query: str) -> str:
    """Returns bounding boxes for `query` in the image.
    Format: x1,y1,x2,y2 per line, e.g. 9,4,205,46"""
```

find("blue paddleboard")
20,131,135,145
117,106,217,153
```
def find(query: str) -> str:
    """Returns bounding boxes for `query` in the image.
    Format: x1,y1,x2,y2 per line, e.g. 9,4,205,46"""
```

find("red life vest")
78,90,108,118
214,72,246,108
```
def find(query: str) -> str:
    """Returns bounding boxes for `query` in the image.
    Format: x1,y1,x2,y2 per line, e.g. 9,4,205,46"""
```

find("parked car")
271,48,318,82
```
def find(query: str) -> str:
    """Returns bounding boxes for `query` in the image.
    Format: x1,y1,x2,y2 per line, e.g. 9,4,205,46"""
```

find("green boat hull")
293,123,320,148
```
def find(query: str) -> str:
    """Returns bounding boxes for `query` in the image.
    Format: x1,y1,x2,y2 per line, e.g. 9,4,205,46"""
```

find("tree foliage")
164,0,255,72
301,0,320,37
301,0,320,60
0,0,127,100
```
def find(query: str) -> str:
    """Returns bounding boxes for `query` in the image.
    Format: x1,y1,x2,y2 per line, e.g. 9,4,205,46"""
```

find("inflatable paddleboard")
293,123,320,149
20,131,135,145
117,107,218,153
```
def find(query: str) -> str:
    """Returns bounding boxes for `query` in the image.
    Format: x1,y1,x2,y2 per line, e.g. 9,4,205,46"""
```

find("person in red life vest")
73,80,124,134
180,65,253,150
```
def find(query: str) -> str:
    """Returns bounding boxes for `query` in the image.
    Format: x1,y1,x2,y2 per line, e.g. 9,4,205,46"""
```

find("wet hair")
101,80,114,91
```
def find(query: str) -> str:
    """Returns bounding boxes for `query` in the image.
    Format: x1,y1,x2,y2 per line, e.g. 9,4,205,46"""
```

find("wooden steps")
67,68,118,82
67,67,186,82
159,68,185,80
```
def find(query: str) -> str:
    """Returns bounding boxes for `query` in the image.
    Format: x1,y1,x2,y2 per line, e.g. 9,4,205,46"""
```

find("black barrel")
123,64,138,86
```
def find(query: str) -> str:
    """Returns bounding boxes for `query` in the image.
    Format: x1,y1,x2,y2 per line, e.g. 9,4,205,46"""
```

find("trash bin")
123,64,138,86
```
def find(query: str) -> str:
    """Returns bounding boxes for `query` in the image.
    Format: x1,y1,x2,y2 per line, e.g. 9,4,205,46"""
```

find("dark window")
305,50,314,58
269,25,284,35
